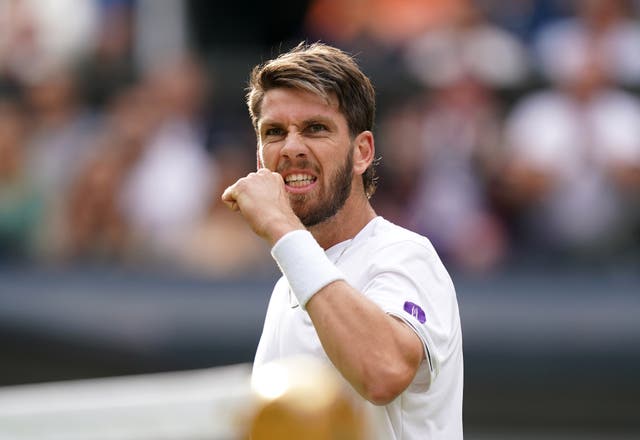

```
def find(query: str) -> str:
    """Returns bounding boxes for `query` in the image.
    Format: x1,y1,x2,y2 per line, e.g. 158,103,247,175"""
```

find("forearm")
306,281,424,405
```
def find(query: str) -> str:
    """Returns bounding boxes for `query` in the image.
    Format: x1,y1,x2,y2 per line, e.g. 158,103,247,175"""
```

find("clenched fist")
222,168,304,245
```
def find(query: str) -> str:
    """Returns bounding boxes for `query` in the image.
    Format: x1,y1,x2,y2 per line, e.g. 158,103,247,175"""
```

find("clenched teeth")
285,173,316,187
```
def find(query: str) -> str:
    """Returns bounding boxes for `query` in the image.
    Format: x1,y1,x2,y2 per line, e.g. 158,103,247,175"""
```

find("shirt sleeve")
359,239,458,390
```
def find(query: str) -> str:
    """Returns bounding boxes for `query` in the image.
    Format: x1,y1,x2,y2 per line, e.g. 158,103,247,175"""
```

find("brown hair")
247,42,379,198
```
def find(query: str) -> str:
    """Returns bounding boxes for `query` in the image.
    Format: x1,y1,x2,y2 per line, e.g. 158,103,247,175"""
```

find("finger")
221,185,236,203
223,198,239,211
256,168,284,184
222,182,238,200
221,185,241,210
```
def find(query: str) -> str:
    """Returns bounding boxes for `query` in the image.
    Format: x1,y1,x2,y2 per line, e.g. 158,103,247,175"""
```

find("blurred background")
0,0,639,438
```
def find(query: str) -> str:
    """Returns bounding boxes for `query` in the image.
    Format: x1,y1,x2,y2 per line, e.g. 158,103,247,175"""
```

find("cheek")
258,145,275,170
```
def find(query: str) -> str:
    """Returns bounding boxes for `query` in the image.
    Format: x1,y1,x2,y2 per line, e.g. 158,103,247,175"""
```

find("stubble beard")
289,148,354,228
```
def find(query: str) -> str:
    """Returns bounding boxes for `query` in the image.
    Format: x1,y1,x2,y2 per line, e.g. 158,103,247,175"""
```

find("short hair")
247,42,378,198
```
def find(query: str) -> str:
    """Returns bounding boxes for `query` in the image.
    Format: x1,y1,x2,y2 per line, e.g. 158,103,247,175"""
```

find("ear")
352,131,374,176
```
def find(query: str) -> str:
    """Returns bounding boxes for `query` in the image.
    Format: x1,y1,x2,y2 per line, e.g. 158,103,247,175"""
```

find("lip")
281,170,319,194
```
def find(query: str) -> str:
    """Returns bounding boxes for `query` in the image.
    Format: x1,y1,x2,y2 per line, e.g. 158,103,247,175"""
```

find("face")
257,88,356,227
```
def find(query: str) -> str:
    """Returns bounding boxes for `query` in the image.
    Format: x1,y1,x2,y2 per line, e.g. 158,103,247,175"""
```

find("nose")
280,131,307,159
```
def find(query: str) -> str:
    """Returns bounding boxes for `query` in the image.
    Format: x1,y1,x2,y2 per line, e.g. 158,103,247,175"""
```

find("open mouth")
284,173,317,188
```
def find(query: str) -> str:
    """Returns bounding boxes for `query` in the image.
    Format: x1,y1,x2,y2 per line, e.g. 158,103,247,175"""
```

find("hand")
222,168,304,244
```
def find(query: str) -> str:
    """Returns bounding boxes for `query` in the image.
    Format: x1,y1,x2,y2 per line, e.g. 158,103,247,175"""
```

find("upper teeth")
285,174,315,185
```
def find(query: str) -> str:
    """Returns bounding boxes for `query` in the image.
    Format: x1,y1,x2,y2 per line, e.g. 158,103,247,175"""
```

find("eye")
306,123,328,134
264,127,284,137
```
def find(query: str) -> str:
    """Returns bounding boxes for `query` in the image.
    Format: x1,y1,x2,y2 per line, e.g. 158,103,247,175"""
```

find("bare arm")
222,169,425,404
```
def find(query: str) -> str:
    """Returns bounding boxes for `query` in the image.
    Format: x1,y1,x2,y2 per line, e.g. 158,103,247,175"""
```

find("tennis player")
222,42,463,439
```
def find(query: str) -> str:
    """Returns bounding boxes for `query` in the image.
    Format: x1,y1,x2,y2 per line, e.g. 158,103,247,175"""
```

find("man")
222,42,463,439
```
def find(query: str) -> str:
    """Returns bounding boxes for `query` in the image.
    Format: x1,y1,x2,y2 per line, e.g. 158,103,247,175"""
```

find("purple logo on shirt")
403,301,426,324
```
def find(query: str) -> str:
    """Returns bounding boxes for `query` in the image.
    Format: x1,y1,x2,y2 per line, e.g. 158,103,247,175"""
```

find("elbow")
362,384,401,406
360,364,415,406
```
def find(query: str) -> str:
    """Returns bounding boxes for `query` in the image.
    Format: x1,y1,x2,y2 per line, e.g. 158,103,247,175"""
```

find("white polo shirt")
253,216,463,439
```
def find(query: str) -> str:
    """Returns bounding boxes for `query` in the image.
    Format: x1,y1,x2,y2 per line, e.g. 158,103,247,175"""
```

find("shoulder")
357,218,451,282
365,217,437,256
340,217,455,291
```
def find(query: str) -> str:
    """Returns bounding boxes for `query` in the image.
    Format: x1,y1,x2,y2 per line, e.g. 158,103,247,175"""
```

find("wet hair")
247,42,379,198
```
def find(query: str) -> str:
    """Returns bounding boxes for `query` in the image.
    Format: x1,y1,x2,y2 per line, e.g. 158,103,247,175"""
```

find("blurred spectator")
375,75,507,273
176,145,273,278
534,0,640,88
64,82,157,261
0,0,97,83
119,55,216,262
476,0,573,43
77,0,137,110
304,0,467,50
403,0,531,89
23,65,100,259
24,67,99,190
367,0,522,273
500,46,640,262
0,89,43,260
65,144,131,262
134,0,188,74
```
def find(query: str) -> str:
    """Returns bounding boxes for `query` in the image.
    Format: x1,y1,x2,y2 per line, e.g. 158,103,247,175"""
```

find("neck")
308,192,377,250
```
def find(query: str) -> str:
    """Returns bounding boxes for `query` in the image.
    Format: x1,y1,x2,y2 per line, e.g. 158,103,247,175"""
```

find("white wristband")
271,230,345,310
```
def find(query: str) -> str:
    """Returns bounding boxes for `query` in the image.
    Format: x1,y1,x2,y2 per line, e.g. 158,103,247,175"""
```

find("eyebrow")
259,116,336,129
302,116,335,127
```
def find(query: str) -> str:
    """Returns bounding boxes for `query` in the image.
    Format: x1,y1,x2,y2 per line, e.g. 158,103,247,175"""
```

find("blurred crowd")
1,0,639,277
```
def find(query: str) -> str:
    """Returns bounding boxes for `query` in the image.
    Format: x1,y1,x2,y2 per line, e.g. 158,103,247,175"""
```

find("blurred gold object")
248,356,368,440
